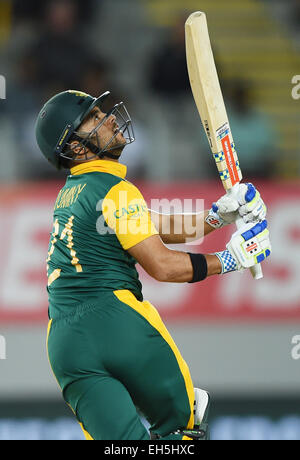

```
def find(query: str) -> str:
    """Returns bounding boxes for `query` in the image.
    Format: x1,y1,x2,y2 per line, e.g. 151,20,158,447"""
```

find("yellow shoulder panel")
102,180,158,250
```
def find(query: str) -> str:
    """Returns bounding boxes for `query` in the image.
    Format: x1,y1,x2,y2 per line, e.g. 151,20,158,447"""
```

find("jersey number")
47,216,82,286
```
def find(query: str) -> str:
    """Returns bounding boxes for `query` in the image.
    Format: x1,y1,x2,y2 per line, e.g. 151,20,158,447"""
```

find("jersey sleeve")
102,180,158,250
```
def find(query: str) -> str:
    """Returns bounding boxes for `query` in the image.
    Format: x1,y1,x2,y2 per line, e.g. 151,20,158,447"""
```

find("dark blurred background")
0,0,300,440
1,0,299,183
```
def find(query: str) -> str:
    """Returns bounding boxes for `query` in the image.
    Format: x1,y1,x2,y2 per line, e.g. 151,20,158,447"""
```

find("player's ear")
70,140,81,154
70,140,88,158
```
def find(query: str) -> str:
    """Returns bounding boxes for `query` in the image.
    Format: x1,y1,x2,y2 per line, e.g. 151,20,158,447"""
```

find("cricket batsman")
35,90,271,440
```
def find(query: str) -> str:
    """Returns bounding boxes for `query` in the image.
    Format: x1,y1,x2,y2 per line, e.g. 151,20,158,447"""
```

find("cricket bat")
185,11,263,279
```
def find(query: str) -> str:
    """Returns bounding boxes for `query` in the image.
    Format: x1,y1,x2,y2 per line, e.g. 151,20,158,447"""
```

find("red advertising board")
0,180,299,323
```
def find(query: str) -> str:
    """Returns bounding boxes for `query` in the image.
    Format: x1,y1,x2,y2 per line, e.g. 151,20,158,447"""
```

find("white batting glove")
236,183,267,223
205,183,267,229
205,200,236,228
215,219,271,274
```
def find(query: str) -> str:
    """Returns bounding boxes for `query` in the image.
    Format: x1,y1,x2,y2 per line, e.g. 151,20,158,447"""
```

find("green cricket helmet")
35,89,135,169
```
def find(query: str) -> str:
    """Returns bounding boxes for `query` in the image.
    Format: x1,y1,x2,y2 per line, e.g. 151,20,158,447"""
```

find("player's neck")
101,156,119,163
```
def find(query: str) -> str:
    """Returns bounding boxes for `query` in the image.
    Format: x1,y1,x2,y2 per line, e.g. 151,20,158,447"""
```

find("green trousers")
47,290,195,440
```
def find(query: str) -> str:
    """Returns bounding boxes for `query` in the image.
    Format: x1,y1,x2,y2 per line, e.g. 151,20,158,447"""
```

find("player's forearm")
149,210,215,244
151,250,221,283
128,234,221,283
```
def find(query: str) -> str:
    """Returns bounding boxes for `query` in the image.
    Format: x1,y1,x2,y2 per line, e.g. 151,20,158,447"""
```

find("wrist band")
188,253,208,283
215,250,237,274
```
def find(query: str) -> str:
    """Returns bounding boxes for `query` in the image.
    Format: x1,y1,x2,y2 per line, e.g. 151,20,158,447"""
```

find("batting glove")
215,219,271,274
236,183,267,223
205,183,267,229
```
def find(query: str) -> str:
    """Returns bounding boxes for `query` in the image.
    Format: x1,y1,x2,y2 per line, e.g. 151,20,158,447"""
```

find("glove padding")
206,183,267,228
226,219,271,270
237,183,267,223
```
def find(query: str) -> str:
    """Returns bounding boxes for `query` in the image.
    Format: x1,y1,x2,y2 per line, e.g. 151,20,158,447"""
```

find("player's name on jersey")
54,184,87,210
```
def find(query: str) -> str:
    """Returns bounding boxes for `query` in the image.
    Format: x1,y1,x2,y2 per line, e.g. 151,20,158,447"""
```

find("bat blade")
185,11,242,190
185,11,263,279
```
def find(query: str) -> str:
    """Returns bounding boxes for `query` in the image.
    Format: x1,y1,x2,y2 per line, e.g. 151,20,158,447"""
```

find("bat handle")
228,184,263,280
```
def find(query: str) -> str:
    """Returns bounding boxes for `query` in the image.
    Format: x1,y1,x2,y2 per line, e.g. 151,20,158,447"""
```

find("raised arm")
149,210,215,245
150,183,267,245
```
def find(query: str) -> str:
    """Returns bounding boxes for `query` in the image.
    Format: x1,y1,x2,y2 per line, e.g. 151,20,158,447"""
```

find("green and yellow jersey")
46,159,158,319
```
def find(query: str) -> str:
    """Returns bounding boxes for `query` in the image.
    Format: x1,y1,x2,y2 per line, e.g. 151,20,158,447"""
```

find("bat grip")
228,185,263,280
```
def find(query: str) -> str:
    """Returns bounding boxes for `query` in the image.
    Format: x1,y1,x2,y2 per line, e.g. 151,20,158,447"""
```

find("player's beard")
92,131,126,158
